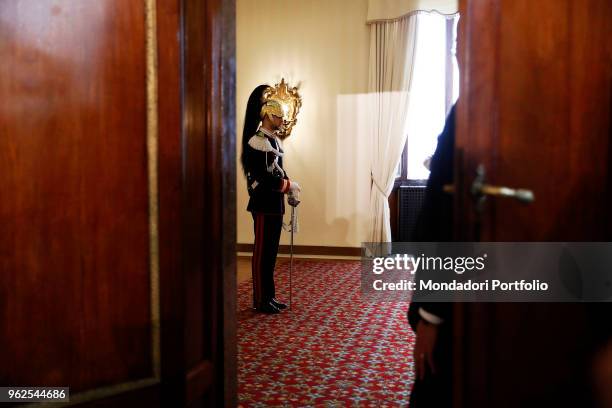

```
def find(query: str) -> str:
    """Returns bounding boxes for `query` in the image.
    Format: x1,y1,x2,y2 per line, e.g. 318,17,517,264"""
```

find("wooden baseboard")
236,243,361,257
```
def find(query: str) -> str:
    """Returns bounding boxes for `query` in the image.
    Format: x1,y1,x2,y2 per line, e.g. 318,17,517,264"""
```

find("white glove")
289,181,301,193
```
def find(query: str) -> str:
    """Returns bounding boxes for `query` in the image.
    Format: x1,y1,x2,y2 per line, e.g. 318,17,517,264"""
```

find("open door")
454,0,612,406
0,0,236,406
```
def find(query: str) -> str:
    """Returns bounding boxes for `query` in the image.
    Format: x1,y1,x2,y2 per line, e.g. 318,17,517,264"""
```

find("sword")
287,193,300,310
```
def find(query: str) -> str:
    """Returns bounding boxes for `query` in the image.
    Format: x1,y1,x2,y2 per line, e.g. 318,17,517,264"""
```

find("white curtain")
368,15,418,243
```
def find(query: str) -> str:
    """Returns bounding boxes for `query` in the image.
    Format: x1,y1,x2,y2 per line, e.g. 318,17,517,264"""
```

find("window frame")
395,17,456,187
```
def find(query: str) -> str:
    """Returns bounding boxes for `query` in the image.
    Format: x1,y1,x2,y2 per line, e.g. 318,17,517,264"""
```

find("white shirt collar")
259,127,276,138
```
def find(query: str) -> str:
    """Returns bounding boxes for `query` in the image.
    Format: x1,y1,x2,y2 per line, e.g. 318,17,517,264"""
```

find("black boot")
257,301,280,314
270,298,287,310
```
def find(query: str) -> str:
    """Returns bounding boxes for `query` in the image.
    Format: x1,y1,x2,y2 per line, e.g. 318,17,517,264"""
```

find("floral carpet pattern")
238,260,415,407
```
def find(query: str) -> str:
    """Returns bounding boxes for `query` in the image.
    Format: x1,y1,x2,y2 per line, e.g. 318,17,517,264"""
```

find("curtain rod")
366,9,459,25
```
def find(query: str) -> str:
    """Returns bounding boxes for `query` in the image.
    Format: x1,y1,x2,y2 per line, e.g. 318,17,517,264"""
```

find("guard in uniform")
241,85,301,314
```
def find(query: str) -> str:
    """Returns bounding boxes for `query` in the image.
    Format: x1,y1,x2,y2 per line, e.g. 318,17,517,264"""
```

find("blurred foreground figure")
408,106,455,408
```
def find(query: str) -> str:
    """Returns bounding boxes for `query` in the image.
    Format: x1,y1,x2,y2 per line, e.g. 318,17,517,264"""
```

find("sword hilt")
288,195,300,207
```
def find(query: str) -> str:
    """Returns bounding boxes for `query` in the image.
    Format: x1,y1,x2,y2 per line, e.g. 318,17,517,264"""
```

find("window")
395,13,459,183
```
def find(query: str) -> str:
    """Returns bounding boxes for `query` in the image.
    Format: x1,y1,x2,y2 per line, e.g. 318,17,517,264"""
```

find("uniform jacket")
244,129,290,214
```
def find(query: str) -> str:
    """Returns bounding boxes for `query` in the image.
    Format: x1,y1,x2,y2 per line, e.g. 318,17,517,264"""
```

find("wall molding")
145,0,161,382
236,243,361,257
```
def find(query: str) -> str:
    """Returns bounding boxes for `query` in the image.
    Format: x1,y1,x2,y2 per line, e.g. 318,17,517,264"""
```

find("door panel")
0,0,152,392
455,0,612,406
181,0,237,406
457,0,612,242
0,0,236,406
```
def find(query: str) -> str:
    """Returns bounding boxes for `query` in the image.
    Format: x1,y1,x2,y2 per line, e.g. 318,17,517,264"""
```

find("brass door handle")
472,164,534,203
442,164,535,204
477,184,534,203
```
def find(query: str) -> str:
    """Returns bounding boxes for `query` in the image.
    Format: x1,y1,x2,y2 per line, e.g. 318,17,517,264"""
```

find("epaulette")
248,132,275,152
248,131,284,156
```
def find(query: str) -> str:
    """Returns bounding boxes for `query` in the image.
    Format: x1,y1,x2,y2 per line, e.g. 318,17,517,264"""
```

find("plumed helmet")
260,99,285,120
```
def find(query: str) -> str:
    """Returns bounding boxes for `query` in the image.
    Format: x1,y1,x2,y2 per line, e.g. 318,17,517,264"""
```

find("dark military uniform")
244,128,290,309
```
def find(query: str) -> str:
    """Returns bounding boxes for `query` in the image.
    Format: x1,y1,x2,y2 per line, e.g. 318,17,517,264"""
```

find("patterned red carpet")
237,259,415,407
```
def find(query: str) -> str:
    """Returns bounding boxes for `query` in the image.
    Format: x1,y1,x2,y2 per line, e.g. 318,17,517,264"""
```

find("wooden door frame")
174,0,237,406
77,0,238,405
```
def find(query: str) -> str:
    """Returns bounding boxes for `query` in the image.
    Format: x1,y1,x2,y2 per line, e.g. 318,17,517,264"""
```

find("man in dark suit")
408,106,455,407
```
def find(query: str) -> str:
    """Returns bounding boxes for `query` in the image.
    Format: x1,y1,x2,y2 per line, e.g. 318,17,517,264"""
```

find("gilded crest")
263,78,302,139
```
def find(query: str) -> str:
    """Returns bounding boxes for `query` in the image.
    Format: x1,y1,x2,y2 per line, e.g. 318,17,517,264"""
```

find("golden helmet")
261,79,302,139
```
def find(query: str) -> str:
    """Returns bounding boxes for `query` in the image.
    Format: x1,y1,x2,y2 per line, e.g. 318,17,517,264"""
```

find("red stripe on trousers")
252,213,265,307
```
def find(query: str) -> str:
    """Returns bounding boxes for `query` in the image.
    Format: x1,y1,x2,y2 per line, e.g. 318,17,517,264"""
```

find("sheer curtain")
367,11,459,243
367,15,418,243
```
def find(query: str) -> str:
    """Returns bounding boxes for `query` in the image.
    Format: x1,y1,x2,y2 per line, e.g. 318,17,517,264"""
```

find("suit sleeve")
408,302,452,330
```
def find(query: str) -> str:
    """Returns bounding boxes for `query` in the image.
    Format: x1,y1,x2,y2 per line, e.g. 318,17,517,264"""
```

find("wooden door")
454,0,612,406
0,0,235,406
181,0,237,406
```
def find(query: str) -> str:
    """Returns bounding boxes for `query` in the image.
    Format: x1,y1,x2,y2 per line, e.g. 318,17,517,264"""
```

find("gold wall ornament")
262,78,302,139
